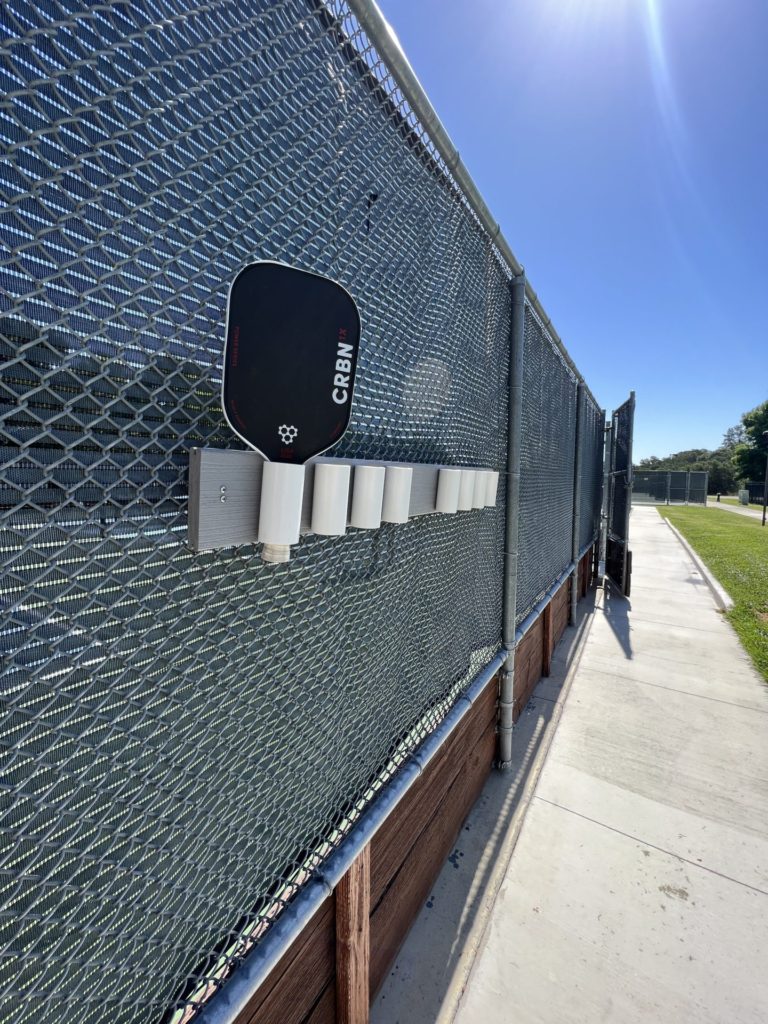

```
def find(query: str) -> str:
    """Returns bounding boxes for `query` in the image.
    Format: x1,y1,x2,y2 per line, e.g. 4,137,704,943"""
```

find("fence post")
666,471,671,504
336,845,371,1024
499,273,525,770
685,472,690,505
542,601,553,677
570,382,584,624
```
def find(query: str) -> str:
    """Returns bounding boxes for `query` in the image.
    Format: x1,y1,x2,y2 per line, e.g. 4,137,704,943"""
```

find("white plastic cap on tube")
458,469,476,511
258,461,305,563
382,466,412,524
436,467,461,514
472,471,487,509
311,462,350,536
485,470,500,507
350,464,386,529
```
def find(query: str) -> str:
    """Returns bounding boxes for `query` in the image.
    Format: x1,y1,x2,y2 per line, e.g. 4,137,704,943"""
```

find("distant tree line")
634,400,768,495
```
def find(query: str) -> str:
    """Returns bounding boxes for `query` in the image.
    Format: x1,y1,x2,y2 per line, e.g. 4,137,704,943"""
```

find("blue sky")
376,0,767,461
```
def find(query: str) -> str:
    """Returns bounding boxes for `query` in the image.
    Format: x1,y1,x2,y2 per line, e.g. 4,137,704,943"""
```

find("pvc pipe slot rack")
188,448,499,559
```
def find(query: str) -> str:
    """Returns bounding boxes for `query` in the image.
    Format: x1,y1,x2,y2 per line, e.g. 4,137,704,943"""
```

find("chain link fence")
606,394,634,594
516,306,575,623
688,472,708,503
579,394,605,552
632,470,708,505
744,481,764,504
1,2,603,1022
609,398,632,538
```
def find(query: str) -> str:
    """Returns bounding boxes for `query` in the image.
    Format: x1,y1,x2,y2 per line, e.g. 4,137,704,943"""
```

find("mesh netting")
747,481,765,504
632,470,708,505
0,2,510,1022
606,395,633,592
0,1,606,1022
633,471,670,503
668,470,687,503
688,471,708,503
578,394,603,551
609,396,632,540
610,475,628,545
515,304,578,623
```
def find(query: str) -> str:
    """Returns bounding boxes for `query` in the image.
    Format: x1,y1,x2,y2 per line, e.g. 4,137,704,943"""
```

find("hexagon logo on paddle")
222,261,361,464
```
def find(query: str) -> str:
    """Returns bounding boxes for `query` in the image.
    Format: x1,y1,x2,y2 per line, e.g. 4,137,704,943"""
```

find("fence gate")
606,393,635,596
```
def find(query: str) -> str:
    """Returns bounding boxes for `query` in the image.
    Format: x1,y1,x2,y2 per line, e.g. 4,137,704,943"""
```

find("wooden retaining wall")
232,544,595,1024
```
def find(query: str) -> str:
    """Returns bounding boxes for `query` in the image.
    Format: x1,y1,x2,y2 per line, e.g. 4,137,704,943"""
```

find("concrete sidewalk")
453,506,768,1024
706,497,764,520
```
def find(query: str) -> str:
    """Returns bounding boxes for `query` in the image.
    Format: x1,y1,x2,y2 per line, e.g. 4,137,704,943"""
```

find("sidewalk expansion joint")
534,796,768,898
616,613,732,635
589,670,768,714
586,638,752,672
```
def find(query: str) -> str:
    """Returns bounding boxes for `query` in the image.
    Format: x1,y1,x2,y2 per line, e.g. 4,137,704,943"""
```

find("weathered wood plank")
233,898,334,1024
303,981,335,1024
513,618,544,719
551,580,570,647
336,847,371,1024
371,676,497,907
369,718,497,997
542,601,553,677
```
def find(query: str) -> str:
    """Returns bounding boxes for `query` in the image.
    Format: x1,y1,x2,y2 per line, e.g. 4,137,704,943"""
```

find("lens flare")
643,0,686,164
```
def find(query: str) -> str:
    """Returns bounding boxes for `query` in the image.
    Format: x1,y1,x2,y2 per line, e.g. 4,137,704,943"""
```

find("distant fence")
0,3,606,1023
746,481,766,505
633,470,708,506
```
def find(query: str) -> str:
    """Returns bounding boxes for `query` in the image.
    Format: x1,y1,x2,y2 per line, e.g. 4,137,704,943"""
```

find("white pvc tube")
472,471,487,509
485,470,500,507
458,469,476,511
436,468,461,514
382,466,412,524
350,465,386,529
258,461,305,562
311,463,350,536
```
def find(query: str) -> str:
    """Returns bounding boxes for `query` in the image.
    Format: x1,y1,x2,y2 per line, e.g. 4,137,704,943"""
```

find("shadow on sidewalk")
603,583,633,660
372,594,598,1024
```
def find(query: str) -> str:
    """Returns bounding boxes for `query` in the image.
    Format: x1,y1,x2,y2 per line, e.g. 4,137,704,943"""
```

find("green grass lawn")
657,505,768,681
716,496,765,512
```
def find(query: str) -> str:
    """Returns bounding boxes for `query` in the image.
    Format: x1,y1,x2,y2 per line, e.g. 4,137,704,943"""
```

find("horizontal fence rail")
0,2,608,1023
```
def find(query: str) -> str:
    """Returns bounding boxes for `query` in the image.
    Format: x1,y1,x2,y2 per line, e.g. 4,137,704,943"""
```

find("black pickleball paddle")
222,261,361,463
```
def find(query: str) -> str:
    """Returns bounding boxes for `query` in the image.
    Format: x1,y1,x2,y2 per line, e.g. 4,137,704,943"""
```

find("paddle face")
222,262,361,463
